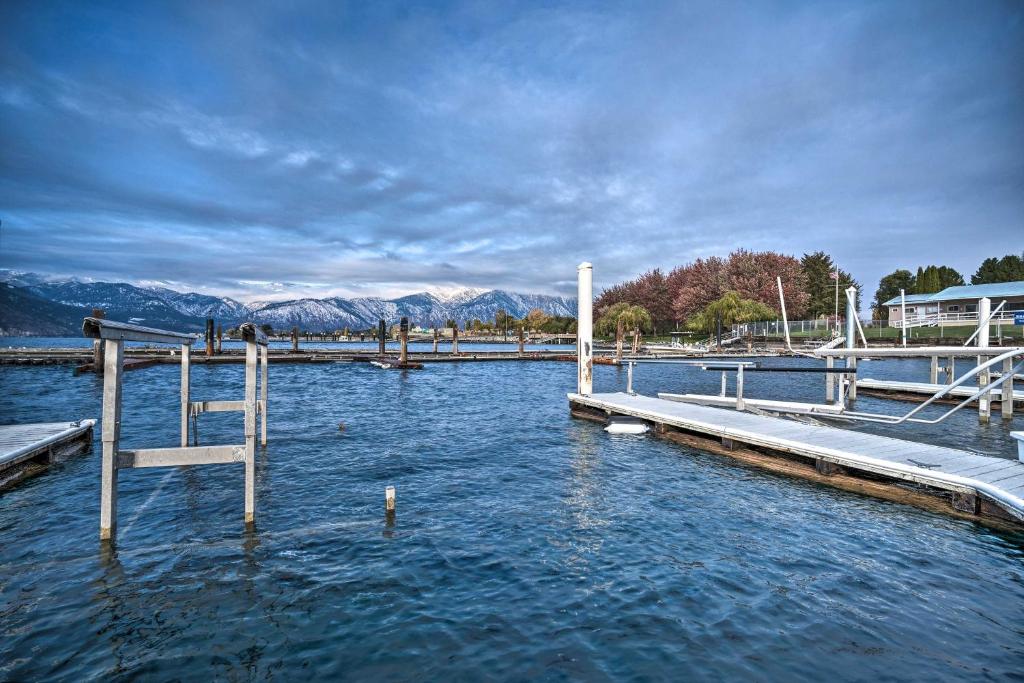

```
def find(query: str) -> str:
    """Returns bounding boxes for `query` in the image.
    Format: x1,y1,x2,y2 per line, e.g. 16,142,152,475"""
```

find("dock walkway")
857,377,1024,404
568,392,1024,524
0,420,96,486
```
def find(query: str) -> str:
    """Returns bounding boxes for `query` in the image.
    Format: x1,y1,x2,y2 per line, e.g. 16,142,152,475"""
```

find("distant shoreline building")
883,281,1024,327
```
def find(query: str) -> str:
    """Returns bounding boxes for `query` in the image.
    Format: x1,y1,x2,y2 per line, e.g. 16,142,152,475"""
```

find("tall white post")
900,289,907,347
776,276,791,350
577,262,593,395
845,286,858,400
244,340,257,524
978,297,991,423
180,343,190,447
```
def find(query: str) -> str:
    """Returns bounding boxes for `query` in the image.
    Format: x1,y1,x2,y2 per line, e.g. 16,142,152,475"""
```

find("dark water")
1,356,1022,680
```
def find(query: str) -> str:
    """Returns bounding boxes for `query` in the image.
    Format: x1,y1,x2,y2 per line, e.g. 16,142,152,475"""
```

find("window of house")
948,305,960,312
906,307,916,314
966,304,978,313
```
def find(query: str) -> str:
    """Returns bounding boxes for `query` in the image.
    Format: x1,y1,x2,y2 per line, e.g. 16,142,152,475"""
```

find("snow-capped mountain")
0,271,577,334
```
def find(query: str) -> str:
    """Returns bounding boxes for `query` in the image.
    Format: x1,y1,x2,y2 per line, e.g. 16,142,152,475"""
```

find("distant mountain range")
0,271,577,336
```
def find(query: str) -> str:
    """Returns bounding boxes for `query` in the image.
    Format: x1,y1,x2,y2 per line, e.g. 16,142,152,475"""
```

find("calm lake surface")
1,350,1022,680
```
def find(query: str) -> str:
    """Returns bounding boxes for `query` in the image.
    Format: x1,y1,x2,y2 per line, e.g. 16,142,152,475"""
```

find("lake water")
1,351,1022,680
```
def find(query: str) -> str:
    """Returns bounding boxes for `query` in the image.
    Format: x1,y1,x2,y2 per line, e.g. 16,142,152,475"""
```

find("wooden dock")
0,420,96,487
568,392,1024,526
856,378,1024,405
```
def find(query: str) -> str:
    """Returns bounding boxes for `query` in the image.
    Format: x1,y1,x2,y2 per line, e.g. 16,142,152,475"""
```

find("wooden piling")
205,319,215,357
291,326,299,353
216,324,223,354
433,328,439,354
99,339,124,541
615,319,623,361
452,324,459,355
518,326,525,357
91,308,105,374
378,320,386,356
399,317,409,364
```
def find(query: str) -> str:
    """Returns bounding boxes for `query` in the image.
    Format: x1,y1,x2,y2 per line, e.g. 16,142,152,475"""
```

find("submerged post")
577,262,593,395
978,297,991,423
845,286,858,400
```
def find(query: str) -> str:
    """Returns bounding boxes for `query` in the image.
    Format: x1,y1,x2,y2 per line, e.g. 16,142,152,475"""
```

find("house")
883,281,1024,327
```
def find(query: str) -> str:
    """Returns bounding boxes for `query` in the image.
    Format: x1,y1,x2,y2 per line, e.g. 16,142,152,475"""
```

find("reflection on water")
0,356,1022,679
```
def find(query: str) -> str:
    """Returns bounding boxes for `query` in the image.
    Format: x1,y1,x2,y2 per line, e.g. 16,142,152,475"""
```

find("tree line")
595,249,857,335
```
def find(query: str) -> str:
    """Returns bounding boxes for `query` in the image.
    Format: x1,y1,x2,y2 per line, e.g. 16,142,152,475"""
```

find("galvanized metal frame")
84,317,268,542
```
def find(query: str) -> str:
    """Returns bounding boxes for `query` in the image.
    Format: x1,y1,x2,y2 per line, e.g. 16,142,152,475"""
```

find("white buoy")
604,416,649,435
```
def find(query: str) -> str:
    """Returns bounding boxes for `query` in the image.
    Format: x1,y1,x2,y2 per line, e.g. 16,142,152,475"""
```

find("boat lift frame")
83,318,269,542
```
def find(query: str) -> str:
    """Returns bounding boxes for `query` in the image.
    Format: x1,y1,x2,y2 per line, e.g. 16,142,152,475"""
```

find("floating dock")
569,392,1024,526
0,420,96,487
856,378,1024,405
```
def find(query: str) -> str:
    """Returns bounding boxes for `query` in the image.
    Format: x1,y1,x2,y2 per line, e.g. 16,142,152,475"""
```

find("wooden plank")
117,445,245,468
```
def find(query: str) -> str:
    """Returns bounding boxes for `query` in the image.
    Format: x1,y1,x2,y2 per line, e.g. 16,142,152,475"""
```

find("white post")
845,286,857,400
385,485,396,512
626,361,634,395
826,356,835,403
900,289,907,347
776,276,791,350
244,341,257,523
100,339,124,542
180,343,190,447
720,371,727,397
736,365,745,411
577,262,593,395
1002,357,1014,419
260,344,268,446
978,297,991,423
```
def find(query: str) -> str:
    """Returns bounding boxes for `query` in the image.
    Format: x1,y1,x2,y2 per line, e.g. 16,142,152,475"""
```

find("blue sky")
1,0,1021,301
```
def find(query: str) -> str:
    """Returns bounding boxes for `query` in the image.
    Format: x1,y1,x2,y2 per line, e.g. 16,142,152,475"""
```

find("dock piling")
99,339,124,541
91,308,106,374
180,342,190,446
978,297,991,423
433,328,439,354
736,365,745,411
452,323,459,355
216,324,223,354
385,485,396,512
1002,357,1015,419
399,317,409,364
518,326,525,357
205,319,215,357
577,262,593,395
378,320,386,356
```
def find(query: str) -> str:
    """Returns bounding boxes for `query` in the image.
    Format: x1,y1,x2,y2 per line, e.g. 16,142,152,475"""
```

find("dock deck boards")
0,421,95,473
857,378,1024,403
568,392,1024,522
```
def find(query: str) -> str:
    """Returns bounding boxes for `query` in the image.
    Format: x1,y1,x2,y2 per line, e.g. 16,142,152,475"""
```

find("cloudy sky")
1,0,1021,301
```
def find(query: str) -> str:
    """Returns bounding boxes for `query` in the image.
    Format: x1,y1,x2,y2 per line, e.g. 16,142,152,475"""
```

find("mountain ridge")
0,272,577,335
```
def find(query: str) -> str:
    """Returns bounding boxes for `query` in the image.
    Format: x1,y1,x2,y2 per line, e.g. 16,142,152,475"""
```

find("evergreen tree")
800,251,859,318
872,269,915,319
972,253,1024,284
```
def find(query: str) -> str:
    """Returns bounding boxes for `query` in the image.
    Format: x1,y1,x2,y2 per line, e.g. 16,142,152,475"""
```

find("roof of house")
882,280,1024,307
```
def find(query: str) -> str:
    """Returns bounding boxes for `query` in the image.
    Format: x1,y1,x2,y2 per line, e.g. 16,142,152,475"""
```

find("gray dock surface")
568,392,1024,523
0,421,96,477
